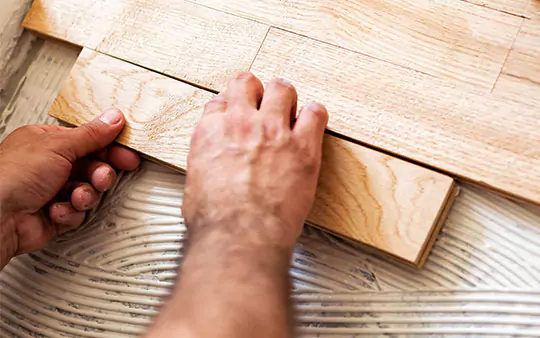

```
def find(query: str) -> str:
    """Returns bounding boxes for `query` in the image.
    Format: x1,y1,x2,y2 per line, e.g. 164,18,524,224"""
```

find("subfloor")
1,1,540,337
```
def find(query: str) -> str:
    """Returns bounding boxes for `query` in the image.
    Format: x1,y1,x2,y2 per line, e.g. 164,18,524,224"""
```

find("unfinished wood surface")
493,73,540,109
310,140,457,267
527,1,540,18
22,0,269,90
0,39,79,138
3,3,540,333
500,19,540,85
49,49,456,266
461,0,530,16
250,28,540,205
493,18,540,103
192,0,521,90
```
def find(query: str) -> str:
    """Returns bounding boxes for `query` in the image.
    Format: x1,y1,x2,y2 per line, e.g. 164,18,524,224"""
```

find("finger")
35,125,73,133
293,101,329,144
106,145,140,170
202,96,228,117
93,148,108,162
75,159,117,192
53,181,81,202
259,78,297,127
58,108,126,161
49,202,86,228
225,72,264,109
71,183,101,211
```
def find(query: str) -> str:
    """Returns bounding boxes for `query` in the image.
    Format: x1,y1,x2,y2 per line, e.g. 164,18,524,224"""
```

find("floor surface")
1,1,540,336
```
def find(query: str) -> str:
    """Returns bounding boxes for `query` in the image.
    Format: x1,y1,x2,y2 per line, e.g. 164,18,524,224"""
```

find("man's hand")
0,109,139,269
147,73,328,338
183,73,328,248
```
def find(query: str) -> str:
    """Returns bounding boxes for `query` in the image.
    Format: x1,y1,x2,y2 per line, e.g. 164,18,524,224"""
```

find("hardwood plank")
250,28,540,205
49,48,456,266
461,0,530,16
492,72,540,109
0,39,80,139
527,1,540,19
501,19,540,85
0,0,34,101
310,139,457,267
22,0,269,90
493,18,540,102
192,0,521,90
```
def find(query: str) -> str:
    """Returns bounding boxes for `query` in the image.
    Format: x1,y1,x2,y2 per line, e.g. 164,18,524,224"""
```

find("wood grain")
250,28,540,205
461,0,530,16
500,19,540,85
22,0,269,90
0,39,80,138
50,49,456,266
192,0,521,90
311,138,457,266
493,18,540,105
527,1,540,19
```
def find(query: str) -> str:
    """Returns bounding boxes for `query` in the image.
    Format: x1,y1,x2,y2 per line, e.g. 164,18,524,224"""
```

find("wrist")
187,212,300,252
182,219,294,297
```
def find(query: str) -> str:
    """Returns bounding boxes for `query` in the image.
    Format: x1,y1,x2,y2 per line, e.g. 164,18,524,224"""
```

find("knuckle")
262,120,282,140
305,102,329,123
296,138,320,163
300,152,319,174
204,97,227,112
229,113,250,130
294,138,311,157
81,123,101,140
231,71,258,82
78,123,102,150
17,125,33,133
15,124,39,136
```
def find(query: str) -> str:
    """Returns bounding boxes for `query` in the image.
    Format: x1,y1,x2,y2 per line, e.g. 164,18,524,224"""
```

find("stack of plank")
22,0,540,267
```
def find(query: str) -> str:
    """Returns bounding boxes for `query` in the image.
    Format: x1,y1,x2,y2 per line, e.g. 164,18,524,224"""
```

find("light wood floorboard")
250,28,540,205
22,0,269,90
192,0,522,89
49,48,456,266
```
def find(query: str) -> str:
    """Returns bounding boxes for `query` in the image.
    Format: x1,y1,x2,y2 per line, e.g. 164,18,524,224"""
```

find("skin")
0,108,140,269
146,73,328,338
0,73,328,338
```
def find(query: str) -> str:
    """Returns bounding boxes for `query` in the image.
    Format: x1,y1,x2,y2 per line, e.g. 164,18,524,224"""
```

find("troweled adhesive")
1,162,540,337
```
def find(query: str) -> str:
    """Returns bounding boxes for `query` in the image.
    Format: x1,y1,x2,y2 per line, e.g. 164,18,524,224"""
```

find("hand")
148,74,328,338
0,108,139,268
182,73,328,249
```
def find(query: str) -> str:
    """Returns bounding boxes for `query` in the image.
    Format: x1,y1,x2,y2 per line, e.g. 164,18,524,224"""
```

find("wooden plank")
500,19,540,85
22,0,269,90
493,18,540,104
461,0,530,16
0,0,33,96
0,39,80,138
191,0,521,90
250,28,540,205
527,1,540,19
49,48,456,267
492,73,540,109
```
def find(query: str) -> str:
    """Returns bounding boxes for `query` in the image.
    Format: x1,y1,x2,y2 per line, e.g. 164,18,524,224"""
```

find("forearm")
146,218,296,338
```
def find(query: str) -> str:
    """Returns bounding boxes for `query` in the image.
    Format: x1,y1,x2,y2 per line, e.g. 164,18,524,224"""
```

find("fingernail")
99,108,123,126
54,204,69,219
81,189,93,209
306,101,324,111
277,77,292,86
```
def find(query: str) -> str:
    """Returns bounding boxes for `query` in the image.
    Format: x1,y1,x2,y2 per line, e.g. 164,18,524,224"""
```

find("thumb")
61,108,126,160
